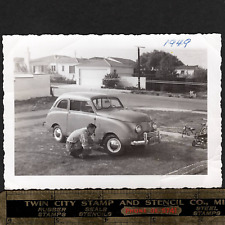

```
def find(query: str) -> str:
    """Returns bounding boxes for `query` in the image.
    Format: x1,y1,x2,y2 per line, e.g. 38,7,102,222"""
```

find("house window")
41,66,44,73
62,65,64,71
33,66,36,73
181,70,184,75
69,66,75,73
51,65,56,72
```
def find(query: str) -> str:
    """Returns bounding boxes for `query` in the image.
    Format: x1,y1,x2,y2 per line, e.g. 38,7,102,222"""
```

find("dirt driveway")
15,109,207,176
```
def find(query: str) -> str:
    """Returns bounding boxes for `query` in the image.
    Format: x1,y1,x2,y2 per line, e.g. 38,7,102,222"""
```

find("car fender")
45,110,68,135
95,116,137,146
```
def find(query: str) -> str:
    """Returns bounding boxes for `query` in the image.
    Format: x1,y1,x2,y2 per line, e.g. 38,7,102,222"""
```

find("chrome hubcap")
54,128,62,140
107,138,121,153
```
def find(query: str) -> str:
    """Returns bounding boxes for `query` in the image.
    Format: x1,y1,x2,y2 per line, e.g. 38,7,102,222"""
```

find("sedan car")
45,92,160,155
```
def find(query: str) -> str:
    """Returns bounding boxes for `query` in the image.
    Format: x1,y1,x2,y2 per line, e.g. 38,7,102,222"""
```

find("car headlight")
135,125,142,133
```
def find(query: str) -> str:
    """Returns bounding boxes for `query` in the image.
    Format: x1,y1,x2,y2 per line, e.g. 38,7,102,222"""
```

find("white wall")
79,69,108,87
15,74,51,100
120,77,146,89
110,67,134,77
76,66,110,85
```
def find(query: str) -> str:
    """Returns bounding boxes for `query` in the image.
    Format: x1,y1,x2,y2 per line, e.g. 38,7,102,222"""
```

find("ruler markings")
4,189,225,225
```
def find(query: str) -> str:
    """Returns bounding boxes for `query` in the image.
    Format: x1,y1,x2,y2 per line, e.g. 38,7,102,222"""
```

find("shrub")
192,68,207,82
102,72,120,89
51,75,76,84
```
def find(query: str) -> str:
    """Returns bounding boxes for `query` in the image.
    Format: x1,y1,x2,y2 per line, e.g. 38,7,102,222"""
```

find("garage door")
80,69,107,88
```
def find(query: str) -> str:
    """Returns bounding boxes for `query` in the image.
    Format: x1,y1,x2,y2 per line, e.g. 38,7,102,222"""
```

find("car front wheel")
103,134,125,155
53,125,66,143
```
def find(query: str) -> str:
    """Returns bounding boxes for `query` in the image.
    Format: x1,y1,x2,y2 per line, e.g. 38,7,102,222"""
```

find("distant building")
75,57,135,88
29,55,136,88
175,65,199,78
13,54,50,100
29,55,80,79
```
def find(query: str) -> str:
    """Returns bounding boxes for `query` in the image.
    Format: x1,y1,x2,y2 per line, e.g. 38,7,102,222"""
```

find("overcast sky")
4,35,208,68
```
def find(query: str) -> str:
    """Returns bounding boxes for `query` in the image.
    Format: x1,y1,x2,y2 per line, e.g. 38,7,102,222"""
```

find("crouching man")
66,123,101,159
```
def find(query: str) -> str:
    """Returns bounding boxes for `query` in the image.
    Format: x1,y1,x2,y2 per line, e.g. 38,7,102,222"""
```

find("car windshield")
92,97,124,110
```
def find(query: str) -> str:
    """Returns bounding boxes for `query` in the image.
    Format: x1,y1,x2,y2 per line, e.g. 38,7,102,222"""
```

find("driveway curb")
134,107,207,114
166,160,207,175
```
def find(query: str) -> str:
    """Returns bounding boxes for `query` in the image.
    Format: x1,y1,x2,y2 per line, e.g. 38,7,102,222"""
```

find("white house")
175,65,199,78
106,57,136,77
74,57,135,88
29,55,79,76
56,57,79,80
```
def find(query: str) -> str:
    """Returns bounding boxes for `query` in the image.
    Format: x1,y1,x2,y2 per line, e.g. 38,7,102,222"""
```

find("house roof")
76,58,88,63
57,57,78,64
176,65,199,70
105,59,128,68
108,57,136,67
29,55,136,68
30,55,78,65
77,58,110,67
77,57,135,68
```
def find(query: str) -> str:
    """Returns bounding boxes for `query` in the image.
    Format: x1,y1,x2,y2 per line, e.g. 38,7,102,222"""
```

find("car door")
67,99,96,136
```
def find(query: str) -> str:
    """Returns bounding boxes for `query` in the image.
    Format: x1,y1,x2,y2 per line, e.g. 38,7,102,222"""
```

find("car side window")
70,100,94,113
110,98,122,108
102,98,111,108
57,99,68,109
80,101,94,113
70,100,81,111
92,99,101,109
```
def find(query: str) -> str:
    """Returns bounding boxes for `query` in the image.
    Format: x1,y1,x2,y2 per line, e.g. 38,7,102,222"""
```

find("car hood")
96,109,150,123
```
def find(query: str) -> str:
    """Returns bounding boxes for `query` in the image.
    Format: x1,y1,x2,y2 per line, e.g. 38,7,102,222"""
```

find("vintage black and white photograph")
3,35,221,189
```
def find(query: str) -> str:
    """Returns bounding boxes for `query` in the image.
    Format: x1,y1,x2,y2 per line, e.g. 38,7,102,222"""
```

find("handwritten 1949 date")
164,39,191,48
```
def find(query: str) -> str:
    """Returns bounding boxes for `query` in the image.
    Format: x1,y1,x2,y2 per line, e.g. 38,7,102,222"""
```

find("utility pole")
26,47,31,73
137,46,145,90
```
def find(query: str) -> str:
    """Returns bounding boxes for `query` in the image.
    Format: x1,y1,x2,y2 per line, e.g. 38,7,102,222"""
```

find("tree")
193,68,207,82
102,71,120,89
136,50,184,79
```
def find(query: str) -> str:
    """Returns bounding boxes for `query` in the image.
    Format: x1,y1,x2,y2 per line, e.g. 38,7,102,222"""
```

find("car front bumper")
131,131,161,146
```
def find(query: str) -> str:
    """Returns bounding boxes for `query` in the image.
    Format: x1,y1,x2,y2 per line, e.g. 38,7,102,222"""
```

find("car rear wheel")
53,125,66,143
103,134,125,155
